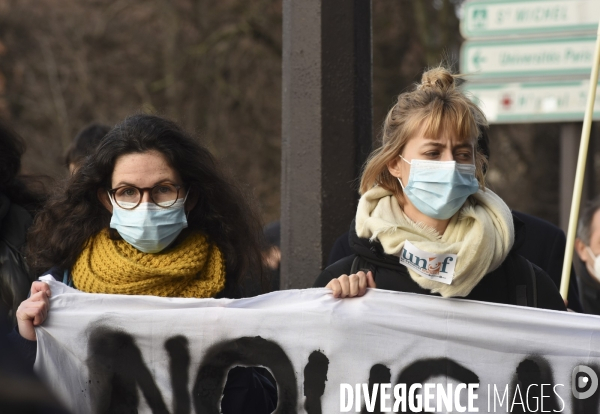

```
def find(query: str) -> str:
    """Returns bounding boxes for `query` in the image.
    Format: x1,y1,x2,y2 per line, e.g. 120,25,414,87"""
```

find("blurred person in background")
239,221,280,296
262,221,280,292
0,124,66,414
65,123,111,174
11,114,275,413
240,221,280,296
575,197,600,315
315,66,565,311
0,123,45,334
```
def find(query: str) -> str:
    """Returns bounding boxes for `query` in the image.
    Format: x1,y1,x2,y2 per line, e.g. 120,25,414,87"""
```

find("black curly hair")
27,114,265,296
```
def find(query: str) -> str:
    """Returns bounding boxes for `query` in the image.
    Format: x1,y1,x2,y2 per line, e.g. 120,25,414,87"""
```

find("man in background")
575,197,600,314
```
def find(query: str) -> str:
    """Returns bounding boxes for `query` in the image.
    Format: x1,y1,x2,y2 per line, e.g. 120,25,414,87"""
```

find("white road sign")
461,36,595,79
463,80,600,124
461,0,600,38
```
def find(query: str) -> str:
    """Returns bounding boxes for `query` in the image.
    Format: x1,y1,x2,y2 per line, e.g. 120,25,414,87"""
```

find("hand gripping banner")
34,277,600,413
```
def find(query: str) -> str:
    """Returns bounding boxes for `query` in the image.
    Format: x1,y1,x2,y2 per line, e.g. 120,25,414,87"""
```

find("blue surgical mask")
398,156,479,220
108,195,188,253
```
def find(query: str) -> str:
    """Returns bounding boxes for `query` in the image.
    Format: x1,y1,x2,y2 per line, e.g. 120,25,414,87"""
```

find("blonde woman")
314,67,565,311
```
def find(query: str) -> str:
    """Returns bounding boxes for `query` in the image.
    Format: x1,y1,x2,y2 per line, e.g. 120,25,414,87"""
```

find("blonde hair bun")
418,67,456,91
358,64,487,195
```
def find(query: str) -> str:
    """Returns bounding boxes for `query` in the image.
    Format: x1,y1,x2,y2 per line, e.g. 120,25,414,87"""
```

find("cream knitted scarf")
355,186,514,297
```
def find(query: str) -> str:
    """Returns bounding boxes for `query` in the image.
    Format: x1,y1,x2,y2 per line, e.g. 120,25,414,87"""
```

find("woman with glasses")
11,114,275,412
314,66,566,311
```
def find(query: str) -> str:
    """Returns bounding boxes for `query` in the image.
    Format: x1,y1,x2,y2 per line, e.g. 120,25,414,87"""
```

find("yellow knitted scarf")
71,229,226,298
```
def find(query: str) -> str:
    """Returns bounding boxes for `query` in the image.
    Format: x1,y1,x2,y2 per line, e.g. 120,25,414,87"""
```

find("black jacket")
0,192,35,333
509,211,581,312
326,211,581,311
0,318,71,413
575,261,600,315
315,218,566,311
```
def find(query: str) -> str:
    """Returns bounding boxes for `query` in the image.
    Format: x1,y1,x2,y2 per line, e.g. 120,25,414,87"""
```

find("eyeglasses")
108,184,182,210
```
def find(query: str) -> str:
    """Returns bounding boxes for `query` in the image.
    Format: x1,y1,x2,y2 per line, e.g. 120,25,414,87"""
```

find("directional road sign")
461,0,600,39
461,36,595,80
463,80,600,124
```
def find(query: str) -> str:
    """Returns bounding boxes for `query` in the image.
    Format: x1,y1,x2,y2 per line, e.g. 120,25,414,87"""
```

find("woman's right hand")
325,271,376,298
16,281,51,341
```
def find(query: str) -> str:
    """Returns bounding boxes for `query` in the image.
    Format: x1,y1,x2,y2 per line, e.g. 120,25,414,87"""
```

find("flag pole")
560,20,600,300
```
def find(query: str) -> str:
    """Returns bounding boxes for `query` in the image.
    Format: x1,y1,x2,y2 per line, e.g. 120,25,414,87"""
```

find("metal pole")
281,0,372,289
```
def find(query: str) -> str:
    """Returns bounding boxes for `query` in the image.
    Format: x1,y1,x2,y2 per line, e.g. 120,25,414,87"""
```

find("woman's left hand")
16,281,51,341
325,271,376,298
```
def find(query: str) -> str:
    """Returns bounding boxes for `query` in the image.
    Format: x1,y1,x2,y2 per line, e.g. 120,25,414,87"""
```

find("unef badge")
400,241,457,285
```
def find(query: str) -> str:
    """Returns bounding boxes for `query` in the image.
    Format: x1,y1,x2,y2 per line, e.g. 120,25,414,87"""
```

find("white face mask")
585,246,600,282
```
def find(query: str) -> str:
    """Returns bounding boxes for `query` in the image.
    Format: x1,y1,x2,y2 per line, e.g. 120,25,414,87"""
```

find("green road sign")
461,0,600,38
461,36,595,79
463,80,600,124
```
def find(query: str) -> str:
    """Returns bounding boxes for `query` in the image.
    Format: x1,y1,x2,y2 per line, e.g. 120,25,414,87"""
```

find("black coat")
326,210,581,311
575,261,600,315
0,318,71,413
315,217,566,311
510,211,581,312
0,192,35,333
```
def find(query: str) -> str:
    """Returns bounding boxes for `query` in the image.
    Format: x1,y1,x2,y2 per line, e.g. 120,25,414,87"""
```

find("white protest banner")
35,277,600,413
